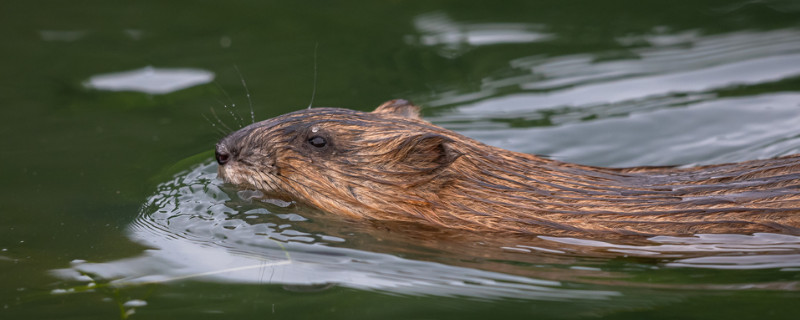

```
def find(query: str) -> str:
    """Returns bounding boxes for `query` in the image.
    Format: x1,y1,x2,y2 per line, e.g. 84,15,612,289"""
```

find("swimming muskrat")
215,99,800,237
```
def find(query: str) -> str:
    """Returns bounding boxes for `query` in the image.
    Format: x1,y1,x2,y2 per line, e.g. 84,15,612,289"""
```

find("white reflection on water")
427,28,800,112
456,53,800,113
84,66,215,95
538,234,800,269
420,28,800,167
407,12,554,57
465,93,800,166
39,30,88,42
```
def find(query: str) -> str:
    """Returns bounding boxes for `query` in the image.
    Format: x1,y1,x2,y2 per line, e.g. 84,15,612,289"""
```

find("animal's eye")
308,136,327,148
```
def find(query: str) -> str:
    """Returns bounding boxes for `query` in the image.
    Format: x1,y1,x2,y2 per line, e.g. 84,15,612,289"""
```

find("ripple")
419,28,800,166
407,12,554,58
51,158,800,300
462,93,800,166
428,28,800,114
55,162,617,300
539,233,800,268
456,53,800,114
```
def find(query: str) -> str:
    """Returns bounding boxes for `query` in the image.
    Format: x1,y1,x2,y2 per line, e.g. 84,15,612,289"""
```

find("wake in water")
53,162,800,301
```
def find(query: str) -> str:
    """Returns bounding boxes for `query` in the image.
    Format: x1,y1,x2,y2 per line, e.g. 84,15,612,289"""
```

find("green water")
3,0,800,319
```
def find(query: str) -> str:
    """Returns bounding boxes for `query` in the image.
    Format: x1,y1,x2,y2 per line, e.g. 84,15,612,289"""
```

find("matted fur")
216,100,800,237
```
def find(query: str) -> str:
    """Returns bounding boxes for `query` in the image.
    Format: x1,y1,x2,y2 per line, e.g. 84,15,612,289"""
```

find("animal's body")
215,100,800,237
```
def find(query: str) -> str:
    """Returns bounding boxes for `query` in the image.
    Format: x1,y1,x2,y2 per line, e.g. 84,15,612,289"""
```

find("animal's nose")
215,145,231,165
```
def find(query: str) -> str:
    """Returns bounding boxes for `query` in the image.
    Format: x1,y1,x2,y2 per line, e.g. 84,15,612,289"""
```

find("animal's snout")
215,144,231,165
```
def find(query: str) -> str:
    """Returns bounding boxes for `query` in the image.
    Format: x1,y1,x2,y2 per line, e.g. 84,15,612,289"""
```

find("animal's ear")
373,99,421,120
392,133,461,173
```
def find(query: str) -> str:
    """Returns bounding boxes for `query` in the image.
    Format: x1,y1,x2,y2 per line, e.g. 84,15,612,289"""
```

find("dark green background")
2,0,800,319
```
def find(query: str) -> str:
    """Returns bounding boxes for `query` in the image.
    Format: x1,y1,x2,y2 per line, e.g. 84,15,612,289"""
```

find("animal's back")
215,100,800,237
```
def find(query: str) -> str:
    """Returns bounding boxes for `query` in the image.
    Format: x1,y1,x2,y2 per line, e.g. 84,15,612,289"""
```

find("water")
3,0,800,319
51,162,800,317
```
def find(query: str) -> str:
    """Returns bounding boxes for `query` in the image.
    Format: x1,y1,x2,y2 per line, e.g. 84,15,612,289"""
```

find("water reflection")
426,28,800,113
84,66,215,95
54,162,620,300
407,12,554,57
39,30,87,42
539,234,800,269
54,162,800,299
461,93,800,167
417,27,800,167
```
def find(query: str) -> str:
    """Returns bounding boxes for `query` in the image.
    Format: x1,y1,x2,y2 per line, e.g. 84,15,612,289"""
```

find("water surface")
3,0,800,319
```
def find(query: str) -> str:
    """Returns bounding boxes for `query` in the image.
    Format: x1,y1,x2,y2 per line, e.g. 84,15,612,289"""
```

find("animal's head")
215,99,463,220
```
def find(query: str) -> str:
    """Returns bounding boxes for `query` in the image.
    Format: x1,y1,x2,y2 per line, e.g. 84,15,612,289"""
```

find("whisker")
214,80,245,128
307,42,319,110
224,104,244,129
209,107,234,133
201,113,230,136
234,64,255,124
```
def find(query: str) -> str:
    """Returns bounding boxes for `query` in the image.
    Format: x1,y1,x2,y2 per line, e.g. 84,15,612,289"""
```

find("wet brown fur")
216,100,800,237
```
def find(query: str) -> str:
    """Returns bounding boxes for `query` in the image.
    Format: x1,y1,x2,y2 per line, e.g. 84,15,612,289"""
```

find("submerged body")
215,100,800,237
